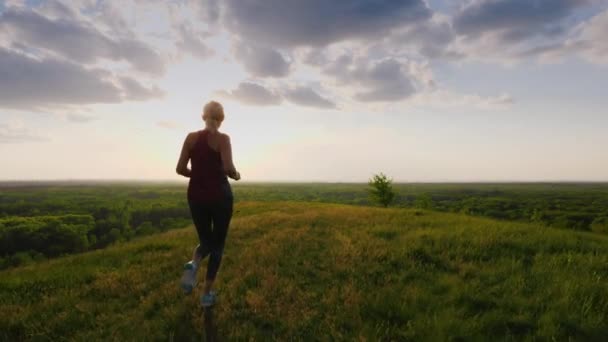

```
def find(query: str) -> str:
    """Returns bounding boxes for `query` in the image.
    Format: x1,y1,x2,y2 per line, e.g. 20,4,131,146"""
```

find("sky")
0,0,607,182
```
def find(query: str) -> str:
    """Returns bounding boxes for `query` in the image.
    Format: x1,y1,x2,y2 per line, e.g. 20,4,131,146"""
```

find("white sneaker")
180,260,198,294
200,291,217,307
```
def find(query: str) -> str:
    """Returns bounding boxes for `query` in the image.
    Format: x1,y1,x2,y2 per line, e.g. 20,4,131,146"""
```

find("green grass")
1,201,608,341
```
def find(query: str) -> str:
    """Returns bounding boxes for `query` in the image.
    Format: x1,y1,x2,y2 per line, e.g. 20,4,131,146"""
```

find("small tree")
415,193,434,210
368,173,396,207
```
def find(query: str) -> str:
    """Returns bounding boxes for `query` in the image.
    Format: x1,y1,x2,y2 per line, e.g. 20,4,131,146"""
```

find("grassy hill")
1,201,607,341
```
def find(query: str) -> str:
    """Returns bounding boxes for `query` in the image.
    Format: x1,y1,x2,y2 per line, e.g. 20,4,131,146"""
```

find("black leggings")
188,196,233,281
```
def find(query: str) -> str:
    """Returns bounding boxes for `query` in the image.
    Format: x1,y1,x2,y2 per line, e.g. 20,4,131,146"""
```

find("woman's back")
187,129,229,203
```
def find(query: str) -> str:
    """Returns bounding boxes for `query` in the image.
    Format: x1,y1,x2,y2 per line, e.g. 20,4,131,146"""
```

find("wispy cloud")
233,41,291,77
216,82,283,106
0,7,165,75
283,86,336,109
0,47,163,111
156,120,181,130
65,112,97,123
0,120,49,143
0,0,605,116
223,0,431,46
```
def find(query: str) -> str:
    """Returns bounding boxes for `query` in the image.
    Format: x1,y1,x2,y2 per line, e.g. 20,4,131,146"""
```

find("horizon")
2,179,608,185
1,0,608,182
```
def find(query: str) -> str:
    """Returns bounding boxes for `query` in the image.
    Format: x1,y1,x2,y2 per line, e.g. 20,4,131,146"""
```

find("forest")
1,181,607,269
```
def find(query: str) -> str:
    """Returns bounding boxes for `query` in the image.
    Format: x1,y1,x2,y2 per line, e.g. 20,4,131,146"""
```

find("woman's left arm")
220,134,240,180
176,133,193,177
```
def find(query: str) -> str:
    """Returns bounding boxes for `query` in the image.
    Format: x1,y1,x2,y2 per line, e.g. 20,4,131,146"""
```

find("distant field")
1,182,608,269
235,182,608,231
1,201,607,340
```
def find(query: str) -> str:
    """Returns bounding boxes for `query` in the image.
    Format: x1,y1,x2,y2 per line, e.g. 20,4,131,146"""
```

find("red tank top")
187,130,230,203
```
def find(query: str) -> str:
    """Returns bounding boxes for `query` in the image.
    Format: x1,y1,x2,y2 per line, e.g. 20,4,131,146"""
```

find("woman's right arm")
220,134,240,180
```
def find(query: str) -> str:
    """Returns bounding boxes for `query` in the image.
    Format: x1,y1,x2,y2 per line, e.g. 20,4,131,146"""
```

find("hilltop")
1,201,607,340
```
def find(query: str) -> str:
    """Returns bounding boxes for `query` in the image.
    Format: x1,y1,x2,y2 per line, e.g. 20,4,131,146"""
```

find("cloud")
0,3,169,112
234,42,291,77
578,9,608,65
115,39,166,76
486,92,514,106
0,47,121,109
218,82,337,109
217,82,283,106
157,120,181,129
0,7,165,75
457,92,515,109
302,48,329,66
324,57,418,102
441,0,608,64
175,24,214,59
391,15,462,59
453,0,589,43
65,113,97,123
283,86,336,109
190,0,221,25
223,0,431,47
412,89,515,110
35,0,79,20
0,47,163,110
118,77,164,101
469,6,608,64
0,121,49,143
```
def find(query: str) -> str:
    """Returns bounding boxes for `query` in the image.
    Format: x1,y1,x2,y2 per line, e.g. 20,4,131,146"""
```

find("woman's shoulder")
188,129,206,137
219,132,231,142
185,130,203,145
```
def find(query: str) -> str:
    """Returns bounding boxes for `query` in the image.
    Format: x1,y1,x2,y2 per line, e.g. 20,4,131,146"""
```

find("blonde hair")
202,101,224,130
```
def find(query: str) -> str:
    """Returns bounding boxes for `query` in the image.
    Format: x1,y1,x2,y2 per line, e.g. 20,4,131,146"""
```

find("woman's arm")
220,134,240,180
176,133,194,177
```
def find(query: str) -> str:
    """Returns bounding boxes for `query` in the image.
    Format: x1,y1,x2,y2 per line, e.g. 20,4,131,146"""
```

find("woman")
176,100,240,307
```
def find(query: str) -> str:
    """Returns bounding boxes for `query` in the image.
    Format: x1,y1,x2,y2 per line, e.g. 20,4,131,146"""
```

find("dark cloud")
510,7,608,64
324,57,417,102
175,24,214,59
322,54,354,76
191,0,221,25
0,8,165,75
392,18,462,59
93,1,131,32
0,48,163,110
118,77,164,101
302,48,329,66
224,0,431,46
204,0,221,24
0,47,121,109
218,82,337,109
283,86,336,109
115,39,166,76
36,0,79,20
218,82,283,106
578,9,608,64
234,42,291,77
453,0,589,42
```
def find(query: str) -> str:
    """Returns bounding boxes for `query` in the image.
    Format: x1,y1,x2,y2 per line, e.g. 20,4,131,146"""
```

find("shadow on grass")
170,302,219,342
203,307,219,342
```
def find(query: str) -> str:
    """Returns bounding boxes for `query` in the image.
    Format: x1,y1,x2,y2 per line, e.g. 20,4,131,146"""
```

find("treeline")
0,192,192,269
233,183,608,232
2,182,608,269
408,193,608,233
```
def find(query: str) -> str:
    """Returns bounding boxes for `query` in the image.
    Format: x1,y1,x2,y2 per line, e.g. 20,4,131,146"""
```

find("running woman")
176,100,240,307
